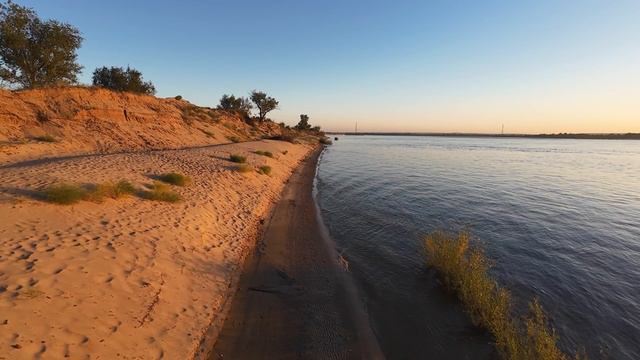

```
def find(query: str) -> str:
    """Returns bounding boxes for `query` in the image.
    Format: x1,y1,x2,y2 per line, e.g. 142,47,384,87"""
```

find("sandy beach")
0,139,315,359
211,148,384,360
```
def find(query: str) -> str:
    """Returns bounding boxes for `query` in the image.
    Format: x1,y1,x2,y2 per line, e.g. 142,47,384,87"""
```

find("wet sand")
210,148,384,360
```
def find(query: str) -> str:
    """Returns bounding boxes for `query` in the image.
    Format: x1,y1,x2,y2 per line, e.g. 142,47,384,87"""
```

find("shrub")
254,150,273,158
34,134,56,142
281,150,288,155
319,136,333,145
235,164,253,173
42,183,87,205
200,129,214,137
424,231,582,360
226,135,240,143
92,66,155,95
35,110,49,123
140,182,181,203
229,154,246,163
157,172,191,186
174,95,182,100
258,165,272,175
87,180,136,202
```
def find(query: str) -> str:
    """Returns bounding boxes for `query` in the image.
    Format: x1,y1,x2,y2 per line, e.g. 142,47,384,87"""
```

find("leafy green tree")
0,1,83,88
217,94,253,114
250,90,278,121
92,66,156,95
295,114,312,130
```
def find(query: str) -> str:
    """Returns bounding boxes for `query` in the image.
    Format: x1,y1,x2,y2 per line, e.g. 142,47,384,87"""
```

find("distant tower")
355,121,358,134
501,124,504,135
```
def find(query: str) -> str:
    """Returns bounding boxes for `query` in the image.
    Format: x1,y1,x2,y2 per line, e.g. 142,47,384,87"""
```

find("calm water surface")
316,136,640,359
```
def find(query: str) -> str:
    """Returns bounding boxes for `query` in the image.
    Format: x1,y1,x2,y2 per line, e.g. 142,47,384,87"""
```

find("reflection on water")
316,136,640,359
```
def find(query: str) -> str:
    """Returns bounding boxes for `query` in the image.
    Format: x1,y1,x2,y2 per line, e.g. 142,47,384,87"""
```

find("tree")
217,94,253,114
295,114,312,130
250,90,278,121
92,66,156,95
0,1,83,88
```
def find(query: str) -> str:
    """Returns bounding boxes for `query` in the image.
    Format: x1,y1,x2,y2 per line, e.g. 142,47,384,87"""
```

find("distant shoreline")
326,132,640,140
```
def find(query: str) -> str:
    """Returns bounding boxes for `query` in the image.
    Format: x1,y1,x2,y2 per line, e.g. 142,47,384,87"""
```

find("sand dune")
0,139,314,359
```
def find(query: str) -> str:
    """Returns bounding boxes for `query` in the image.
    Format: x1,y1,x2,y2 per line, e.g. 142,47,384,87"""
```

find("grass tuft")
42,183,87,205
424,231,584,360
229,154,247,163
158,172,191,186
34,134,56,142
140,182,182,203
281,150,288,155
257,165,272,175
254,150,273,158
87,180,136,202
226,135,241,143
235,164,253,173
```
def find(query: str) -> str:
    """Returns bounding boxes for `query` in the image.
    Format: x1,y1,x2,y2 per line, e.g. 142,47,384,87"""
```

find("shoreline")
210,146,384,359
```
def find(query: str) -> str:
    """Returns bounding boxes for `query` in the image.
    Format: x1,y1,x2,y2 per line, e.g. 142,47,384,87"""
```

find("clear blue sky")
21,0,640,133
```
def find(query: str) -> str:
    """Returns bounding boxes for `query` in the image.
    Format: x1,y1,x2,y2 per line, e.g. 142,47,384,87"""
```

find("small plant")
319,136,333,145
254,150,273,158
281,150,288,155
158,172,191,186
36,110,49,123
235,164,253,173
258,165,272,175
42,183,87,205
200,129,215,138
174,95,183,100
140,182,181,203
226,135,240,143
34,134,56,142
87,180,136,202
229,154,247,163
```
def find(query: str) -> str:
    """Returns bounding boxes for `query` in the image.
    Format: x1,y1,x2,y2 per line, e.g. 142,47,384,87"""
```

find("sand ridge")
0,139,314,359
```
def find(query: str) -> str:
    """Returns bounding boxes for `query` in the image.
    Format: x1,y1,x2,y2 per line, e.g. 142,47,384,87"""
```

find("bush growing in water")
158,172,191,186
424,231,585,360
229,154,247,163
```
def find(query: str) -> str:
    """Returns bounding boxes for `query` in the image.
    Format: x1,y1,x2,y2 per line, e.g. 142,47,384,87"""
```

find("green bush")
254,150,273,158
229,154,247,163
174,95,183,100
158,172,191,186
42,183,87,205
258,165,272,175
140,182,181,203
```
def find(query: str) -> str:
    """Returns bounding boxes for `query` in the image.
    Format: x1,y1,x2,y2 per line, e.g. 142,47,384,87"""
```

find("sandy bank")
0,139,314,359
211,148,384,359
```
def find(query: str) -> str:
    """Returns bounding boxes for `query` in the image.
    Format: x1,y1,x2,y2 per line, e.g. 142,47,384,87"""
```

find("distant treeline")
328,132,640,140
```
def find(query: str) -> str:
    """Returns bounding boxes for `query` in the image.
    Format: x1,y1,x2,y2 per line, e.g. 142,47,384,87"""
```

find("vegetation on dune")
257,165,272,175
0,1,83,88
226,135,241,143
140,182,181,203
92,66,156,95
217,94,253,117
235,164,253,173
250,90,278,122
87,180,136,202
229,154,247,163
42,183,87,204
157,172,191,186
424,231,586,360
33,134,56,142
254,150,273,158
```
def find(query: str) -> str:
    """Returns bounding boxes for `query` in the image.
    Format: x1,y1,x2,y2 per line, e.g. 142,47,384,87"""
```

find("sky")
19,0,640,133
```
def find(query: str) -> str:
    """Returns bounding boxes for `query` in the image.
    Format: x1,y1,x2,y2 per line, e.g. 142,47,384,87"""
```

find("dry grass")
33,134,56,142
235,164,253,173
42,183,87,204
140,182,181,203
229,154,247,163
257,165,272,175
424,231,585,360
254,150,273,158
226,135,241,143
158,172,191,186
86,180,136,202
